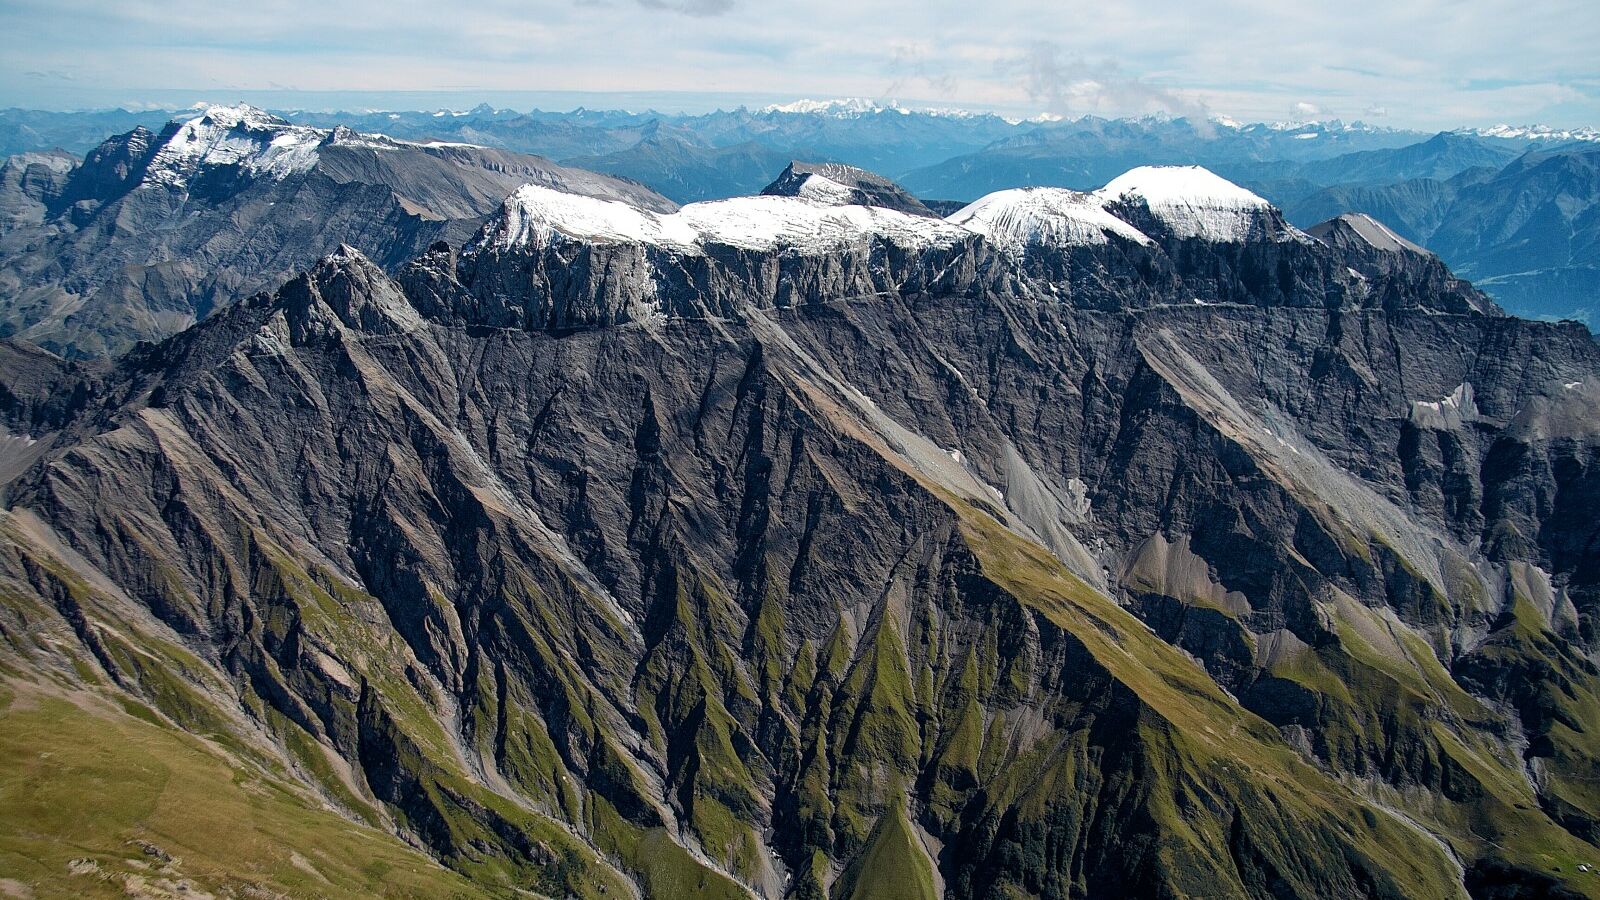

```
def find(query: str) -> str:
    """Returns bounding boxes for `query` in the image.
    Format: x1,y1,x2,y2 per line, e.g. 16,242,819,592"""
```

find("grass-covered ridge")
0,679,489,899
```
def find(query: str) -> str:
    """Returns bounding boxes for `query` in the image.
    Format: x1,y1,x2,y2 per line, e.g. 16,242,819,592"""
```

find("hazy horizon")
2,89,1593,135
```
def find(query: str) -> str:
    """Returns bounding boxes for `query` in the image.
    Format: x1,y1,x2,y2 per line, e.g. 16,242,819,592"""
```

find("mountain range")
2,102,1597,330
0,105,672,357
0,131,1597,900
1284,143,1600,323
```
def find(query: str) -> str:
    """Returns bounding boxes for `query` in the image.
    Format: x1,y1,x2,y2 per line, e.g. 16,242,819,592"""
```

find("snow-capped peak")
142,106,488,191
1098,165,1268,208
759,97,988,120
187,103,291,131
1459,123,1600,143
145,104,325,189
791,173,858,204
1094,165,1285,242
475,184,968,255
946,188,1152,250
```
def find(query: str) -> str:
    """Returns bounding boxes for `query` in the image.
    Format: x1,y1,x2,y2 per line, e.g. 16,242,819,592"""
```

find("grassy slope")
831,800,938,900
0,511,755,899
0,678,492,900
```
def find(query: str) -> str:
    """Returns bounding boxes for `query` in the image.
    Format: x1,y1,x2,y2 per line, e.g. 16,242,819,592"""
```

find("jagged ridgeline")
0,158,1597,900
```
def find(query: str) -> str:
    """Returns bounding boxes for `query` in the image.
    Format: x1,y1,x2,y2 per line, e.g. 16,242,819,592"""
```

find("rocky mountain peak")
1304,212,1499,314
1308,212,1430,256
277,243,423,338
761,161,937,217
0,119,677,357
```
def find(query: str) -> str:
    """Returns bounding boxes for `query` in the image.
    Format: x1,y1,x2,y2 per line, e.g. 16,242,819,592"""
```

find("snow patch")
1411,383,1478,430
792,173,857,205
483,185,698,249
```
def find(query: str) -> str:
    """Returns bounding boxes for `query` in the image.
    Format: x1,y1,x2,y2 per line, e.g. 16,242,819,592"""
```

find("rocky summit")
0,163,1597,900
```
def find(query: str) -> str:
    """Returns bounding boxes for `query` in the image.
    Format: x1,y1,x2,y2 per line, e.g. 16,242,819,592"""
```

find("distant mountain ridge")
1284,143,1600,323
3,103,1597,337
0,104,674,357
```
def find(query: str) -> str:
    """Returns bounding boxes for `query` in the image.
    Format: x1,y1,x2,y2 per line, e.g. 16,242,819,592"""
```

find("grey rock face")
0,150,75,232
443,231,987,332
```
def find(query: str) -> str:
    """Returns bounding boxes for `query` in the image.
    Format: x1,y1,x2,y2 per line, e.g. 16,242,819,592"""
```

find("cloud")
883,43,957,100
1292,100,1322,118
1005,42,1214,132
631,0,733,16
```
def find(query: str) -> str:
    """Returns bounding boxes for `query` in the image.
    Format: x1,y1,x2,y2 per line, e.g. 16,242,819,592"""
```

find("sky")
0,0,1596,129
